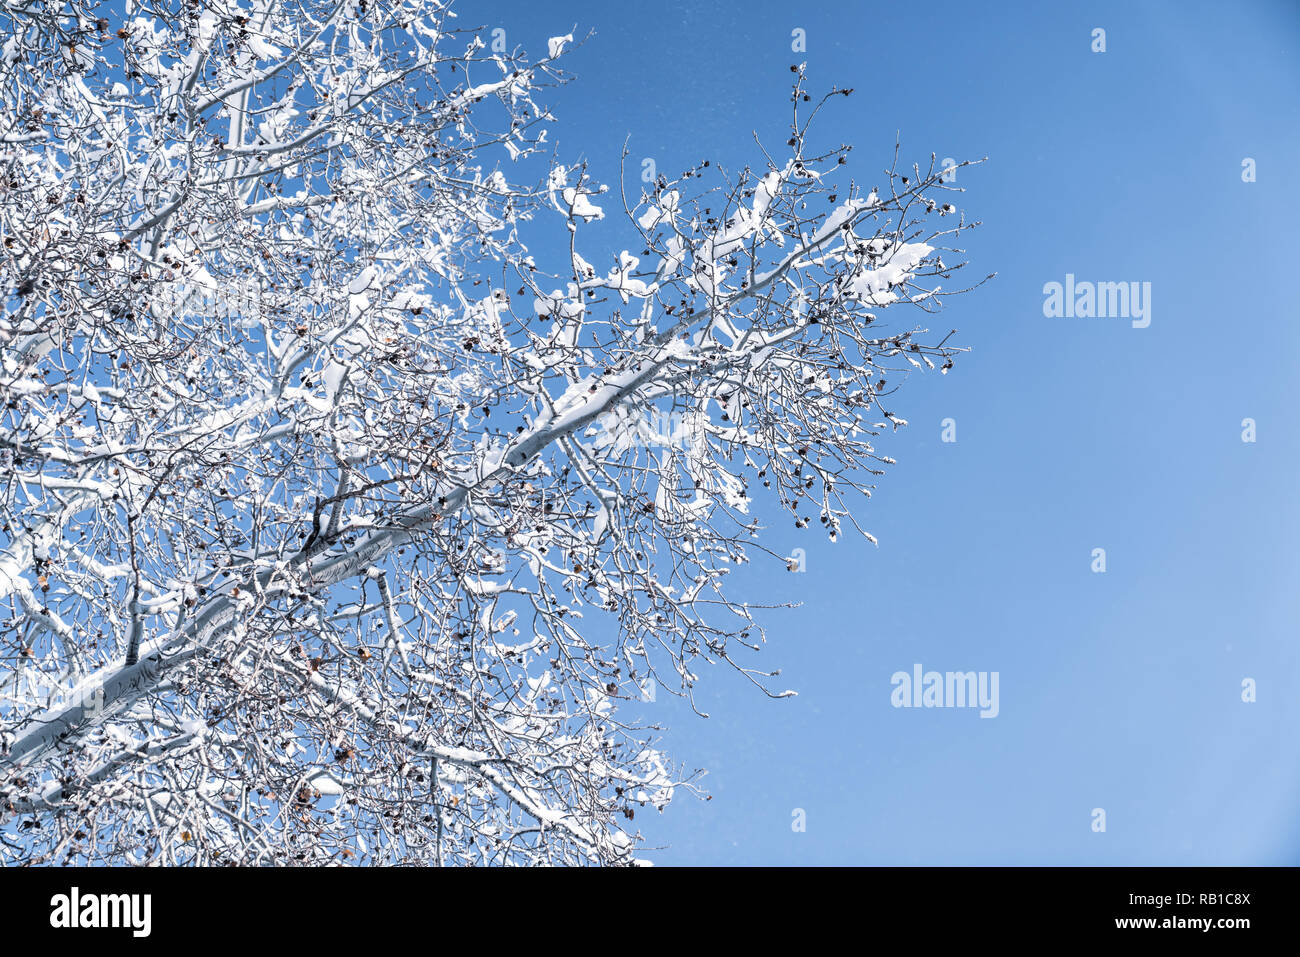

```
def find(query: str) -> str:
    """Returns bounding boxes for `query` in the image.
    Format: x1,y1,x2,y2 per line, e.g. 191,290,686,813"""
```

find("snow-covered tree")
0,0,984,864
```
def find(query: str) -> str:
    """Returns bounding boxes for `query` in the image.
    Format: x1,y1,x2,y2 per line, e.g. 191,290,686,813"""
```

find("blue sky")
480,0,1300,864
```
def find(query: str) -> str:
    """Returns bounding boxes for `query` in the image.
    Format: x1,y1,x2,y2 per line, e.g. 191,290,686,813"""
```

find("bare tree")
0,0,985,864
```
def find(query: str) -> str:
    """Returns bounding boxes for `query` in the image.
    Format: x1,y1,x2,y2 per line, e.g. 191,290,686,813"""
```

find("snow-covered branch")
0,3,984,865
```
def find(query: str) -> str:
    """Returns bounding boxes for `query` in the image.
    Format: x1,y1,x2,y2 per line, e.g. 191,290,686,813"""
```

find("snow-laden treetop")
0,0,985,865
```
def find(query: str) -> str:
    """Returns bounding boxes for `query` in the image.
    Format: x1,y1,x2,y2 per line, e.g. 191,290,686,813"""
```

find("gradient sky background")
470,0,1300,864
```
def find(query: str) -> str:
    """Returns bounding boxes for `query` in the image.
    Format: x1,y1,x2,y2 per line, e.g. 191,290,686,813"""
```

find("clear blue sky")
480,0,1300,865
